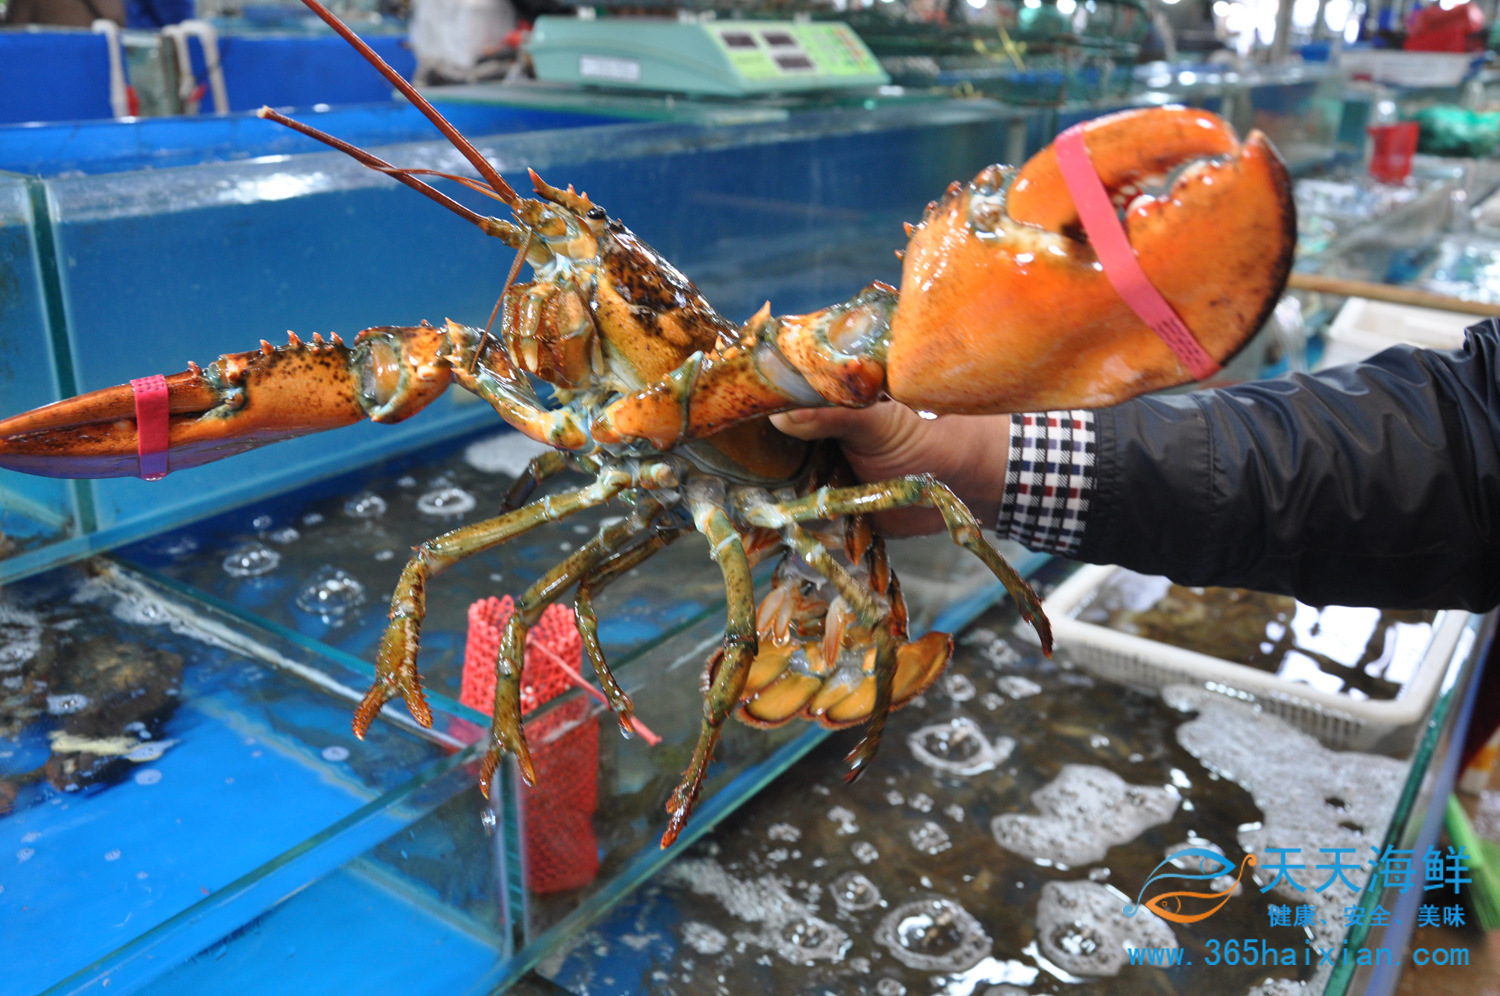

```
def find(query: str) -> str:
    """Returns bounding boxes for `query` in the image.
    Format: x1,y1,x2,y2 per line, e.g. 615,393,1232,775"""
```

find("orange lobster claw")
0,325,454,479
591,106,1296,451
886,106,1296,413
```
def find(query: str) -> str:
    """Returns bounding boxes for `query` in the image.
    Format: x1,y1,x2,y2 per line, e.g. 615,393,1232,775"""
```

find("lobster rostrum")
0,0,1295,847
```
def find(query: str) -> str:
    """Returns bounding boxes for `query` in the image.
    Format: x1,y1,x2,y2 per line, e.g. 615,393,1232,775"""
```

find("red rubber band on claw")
1054,125,1221,381
130,375,170,481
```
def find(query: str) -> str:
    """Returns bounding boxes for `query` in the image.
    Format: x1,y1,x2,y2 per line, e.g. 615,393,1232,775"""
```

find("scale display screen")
527,17,890,96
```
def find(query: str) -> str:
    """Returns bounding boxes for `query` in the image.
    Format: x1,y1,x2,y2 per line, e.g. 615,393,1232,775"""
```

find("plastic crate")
1042,564,1470,756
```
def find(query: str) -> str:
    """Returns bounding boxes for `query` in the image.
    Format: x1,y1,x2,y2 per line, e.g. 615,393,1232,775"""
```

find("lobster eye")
359,337,402,407
587,207,607,220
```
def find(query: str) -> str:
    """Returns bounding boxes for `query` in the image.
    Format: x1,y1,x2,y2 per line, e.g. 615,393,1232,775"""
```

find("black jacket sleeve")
1075,318,1500,611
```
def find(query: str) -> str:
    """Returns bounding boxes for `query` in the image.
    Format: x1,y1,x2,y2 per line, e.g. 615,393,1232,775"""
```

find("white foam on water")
996,676,1041,699
667,858,849,966
831,871,881,912
1034,880,1176,977
874,897,992,972
991,765,1179,867
767,823,801,843
907,717,1014,777
681,922,727,955
295,567,368,625
0,603,41,672
222,542,281,578
417,486,477,517
1164,685,1405,956
343,491,388,519
909,821,952,855
1246,977,1306,996
464,431,551,476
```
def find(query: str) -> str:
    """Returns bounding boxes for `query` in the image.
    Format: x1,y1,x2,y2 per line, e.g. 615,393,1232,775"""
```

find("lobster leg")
501,450,571,513
662,491,758,848
485,506,648,786
575,524,684,738
755,475,1051,656
354,468,630,745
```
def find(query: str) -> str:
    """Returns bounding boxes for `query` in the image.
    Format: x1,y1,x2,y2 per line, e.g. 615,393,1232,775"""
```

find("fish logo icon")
1124,848,1258,924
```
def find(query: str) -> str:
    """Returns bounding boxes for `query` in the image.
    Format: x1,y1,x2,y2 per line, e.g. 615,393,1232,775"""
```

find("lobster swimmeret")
0,0,1295,846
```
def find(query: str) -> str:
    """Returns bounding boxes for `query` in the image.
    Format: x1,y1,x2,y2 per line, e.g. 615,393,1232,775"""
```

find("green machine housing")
526,16,891,96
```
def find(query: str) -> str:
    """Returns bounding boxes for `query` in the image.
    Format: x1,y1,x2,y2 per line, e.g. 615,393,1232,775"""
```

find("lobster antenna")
299,0,519,207
257,107,492,231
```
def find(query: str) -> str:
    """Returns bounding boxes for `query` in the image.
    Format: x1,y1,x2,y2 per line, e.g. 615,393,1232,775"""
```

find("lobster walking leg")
662,494,757,848
483,498,656,785
353,469,631,742
575,525,684,738
761,476,1051,655
501,450,571,513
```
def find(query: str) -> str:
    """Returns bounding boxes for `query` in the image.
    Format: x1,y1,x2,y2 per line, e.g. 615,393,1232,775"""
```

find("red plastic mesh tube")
462,596,599,894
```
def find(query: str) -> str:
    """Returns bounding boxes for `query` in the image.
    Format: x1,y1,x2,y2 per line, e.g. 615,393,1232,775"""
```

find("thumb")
770,405,916,456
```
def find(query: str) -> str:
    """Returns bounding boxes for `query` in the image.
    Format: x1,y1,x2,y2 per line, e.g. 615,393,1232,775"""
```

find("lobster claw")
886,106,1296,413
0,324,455,479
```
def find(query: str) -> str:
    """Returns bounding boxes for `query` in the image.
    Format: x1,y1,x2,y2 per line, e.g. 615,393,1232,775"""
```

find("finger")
771,404,917,455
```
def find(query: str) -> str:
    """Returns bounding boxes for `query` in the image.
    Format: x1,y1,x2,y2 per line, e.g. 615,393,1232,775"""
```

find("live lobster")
0,0,1295,847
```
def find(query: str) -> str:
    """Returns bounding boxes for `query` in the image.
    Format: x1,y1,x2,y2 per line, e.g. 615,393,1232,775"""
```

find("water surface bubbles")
104,849,121,861
909,820,952,854
875,897,992,972
145,534,199,558
0,604,42,671
343,491,388,518
295,567,367,624
851,841,879,864
374,550,396,562
269,526,300,544
321,745,350,762
767,822,801,842
774,917,849,964
251,514,273,531
222,542,281,578
907,717,1013,776
302,512,325,526
135,769,162,786
908,792,934,813
682,921,727,955
831,871,882,911
1034,879,1176,977
941,672,976,701
873,980,906,996
996,675,1042,698
46,693,90,715
418,486,477,517
826,805,859,835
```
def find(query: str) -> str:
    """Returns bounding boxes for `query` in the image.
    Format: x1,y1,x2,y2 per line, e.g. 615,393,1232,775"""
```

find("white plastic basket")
1321,296,1471,369
1042,564,1470,756
1340,50,1481,88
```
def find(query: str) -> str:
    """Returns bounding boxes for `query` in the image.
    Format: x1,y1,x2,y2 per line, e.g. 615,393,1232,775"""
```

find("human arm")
775,319,1500,611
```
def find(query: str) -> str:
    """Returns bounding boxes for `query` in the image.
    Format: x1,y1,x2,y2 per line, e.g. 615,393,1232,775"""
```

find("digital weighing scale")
526,15,890,97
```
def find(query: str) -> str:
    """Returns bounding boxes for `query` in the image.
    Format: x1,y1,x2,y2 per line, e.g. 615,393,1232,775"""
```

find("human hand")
770,403,1011,537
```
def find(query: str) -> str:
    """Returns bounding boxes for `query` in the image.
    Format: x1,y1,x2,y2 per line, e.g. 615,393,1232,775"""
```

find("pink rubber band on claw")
1054,124,1221,381
130,375,170,481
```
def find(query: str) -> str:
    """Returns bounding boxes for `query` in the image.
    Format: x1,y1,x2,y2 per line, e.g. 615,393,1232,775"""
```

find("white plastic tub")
1321,296,1471,368
1042,564,1470,756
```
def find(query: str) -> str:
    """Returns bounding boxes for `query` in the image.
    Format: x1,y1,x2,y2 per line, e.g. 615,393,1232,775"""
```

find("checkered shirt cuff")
997,410,1096,554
